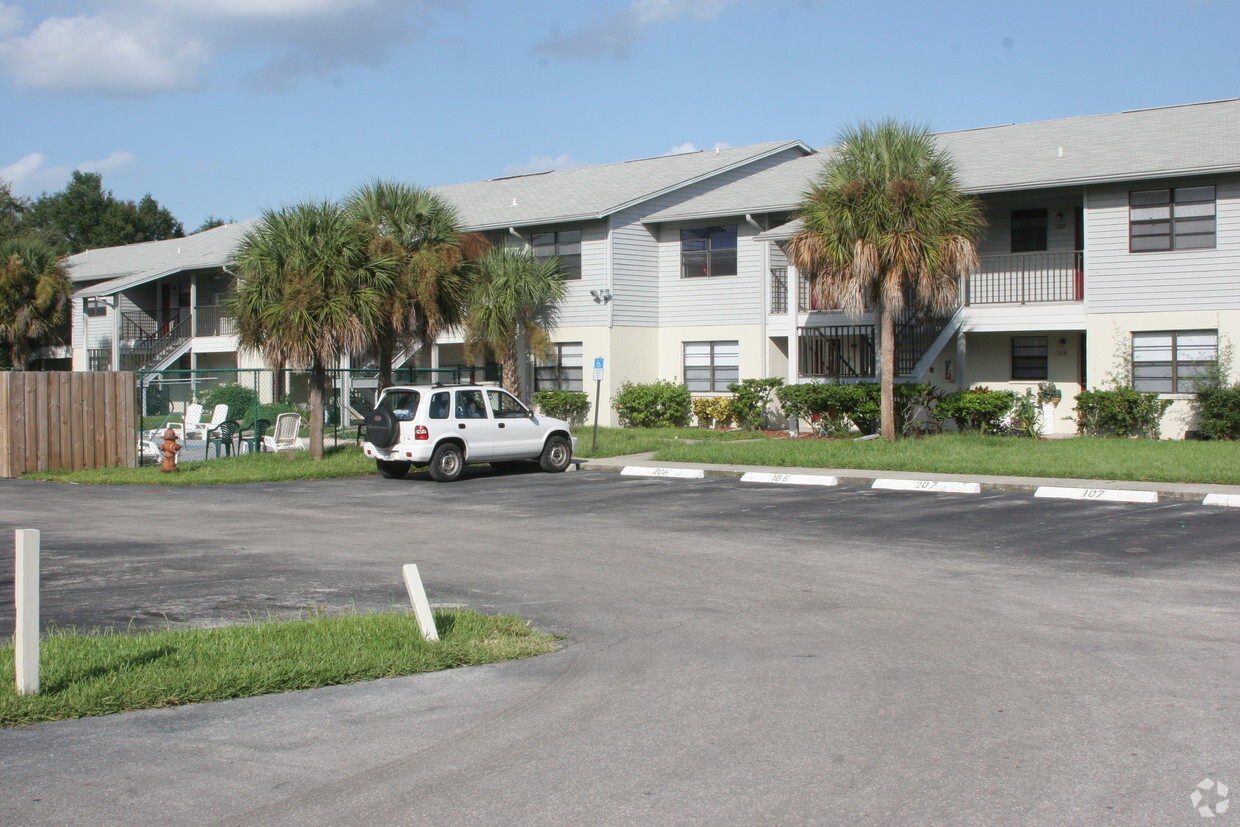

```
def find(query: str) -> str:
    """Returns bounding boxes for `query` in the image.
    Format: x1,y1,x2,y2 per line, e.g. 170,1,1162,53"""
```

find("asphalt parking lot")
1,468,1238,824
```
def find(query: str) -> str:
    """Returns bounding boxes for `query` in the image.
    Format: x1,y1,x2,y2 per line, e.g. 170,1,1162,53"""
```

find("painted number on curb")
872,479,981,494
741,472,838,487
1034,486,1158,503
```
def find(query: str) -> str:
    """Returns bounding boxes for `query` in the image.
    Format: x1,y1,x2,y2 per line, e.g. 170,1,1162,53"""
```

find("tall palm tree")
344,180,488,388
227,201,397,459
788,120,983,440
0,237,72,370
463,249,567,400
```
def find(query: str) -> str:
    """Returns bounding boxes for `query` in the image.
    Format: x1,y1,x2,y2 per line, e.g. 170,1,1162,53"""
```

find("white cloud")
502,153,587,177
664,140,730,156
1,150,139,195
0,0,467,97
535,0,739,61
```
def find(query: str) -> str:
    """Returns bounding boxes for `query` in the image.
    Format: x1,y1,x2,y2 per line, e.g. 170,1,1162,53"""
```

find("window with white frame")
680,225,737,278
83,297,107,317
684,341,739,392
1129,186,1216,252
535,342,584,391
532,230,582,280
1132,330,1217,393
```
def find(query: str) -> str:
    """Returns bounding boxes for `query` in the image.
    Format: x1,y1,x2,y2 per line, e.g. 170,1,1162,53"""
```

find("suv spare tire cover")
366,407,400,448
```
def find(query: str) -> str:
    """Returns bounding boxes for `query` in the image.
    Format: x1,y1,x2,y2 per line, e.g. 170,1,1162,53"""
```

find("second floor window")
532,230,582,280
83,298,108,317
681,225,737,278
1010,209,1047,253
1130,186,1216,252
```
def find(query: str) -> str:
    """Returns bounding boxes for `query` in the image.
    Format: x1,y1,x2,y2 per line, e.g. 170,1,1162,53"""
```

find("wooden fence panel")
0,372,137,478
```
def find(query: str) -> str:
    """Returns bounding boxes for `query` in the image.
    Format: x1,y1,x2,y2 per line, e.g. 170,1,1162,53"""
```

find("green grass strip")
651,432,1240,485
0,609,559,726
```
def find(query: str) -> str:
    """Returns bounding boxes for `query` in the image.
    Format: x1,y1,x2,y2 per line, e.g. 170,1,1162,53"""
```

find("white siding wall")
974,190,1083,258
503,221,610,329
655,220,765,327
1085,173,1240,313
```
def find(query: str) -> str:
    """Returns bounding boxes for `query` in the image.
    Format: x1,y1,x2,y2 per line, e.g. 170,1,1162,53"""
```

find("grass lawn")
650,432,1240,485
0,609,559,727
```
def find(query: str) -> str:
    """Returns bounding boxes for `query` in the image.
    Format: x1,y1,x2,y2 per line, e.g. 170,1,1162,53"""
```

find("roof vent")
1057,146,1064,158
510,198,518,207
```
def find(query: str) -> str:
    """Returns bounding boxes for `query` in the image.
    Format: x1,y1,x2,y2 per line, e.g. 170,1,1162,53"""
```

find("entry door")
453,389,496,461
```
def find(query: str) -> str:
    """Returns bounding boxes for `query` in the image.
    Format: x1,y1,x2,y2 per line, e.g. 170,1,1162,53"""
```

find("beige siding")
1085,173,1240,313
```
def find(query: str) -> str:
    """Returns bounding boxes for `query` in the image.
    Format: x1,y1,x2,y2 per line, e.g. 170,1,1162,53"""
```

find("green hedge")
1193,385,1240,439
612,381,691,428
533,390,590,425
776,382,938,437
1074,387,1171,438
933,387,1018,434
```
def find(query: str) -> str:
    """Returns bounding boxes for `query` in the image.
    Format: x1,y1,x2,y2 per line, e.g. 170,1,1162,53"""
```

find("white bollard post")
401,564,439,641
15,529,40,696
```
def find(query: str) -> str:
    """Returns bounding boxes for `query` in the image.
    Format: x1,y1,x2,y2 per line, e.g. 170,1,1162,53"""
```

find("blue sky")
1,0,1236,231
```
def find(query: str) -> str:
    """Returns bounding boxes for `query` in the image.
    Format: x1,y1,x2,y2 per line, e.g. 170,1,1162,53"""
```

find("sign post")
591,357,604,452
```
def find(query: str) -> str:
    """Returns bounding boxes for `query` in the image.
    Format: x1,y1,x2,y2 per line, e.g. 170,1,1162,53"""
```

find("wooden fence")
0,372,137,478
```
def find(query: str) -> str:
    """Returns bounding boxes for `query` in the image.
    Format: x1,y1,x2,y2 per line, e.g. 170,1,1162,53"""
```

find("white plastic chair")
187,404,228,441
263,412,307,452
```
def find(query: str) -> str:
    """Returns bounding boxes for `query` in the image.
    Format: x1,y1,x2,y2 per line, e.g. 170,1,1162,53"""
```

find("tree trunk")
502,349,521,400
879,299,896,440
308,362,325,461
377,327,394,391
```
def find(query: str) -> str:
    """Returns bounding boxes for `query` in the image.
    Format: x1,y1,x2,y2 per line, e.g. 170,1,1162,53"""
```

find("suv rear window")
381,391,420,421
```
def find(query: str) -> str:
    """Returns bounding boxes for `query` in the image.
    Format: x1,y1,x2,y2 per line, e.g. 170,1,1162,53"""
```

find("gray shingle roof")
432,140,810,230
68,220,258,294
645,98,1240,223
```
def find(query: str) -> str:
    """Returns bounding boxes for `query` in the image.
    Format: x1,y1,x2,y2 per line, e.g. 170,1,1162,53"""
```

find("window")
681,225,737,278
1132,330,1217,393
455,389,488,419
83,298,107,317
535,342,584,391
1011,336,1048,380
684,341,739,392
487,389,531,419
428,392,450,419
532,230,582,279
1130,186,1216,252
1010,209,1047,253
382,391,420,421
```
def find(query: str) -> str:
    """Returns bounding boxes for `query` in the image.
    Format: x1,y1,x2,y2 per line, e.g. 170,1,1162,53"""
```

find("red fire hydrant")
160,428,181,472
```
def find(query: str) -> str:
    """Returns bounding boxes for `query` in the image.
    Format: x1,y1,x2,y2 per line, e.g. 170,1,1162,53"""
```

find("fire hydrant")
160,428,181,472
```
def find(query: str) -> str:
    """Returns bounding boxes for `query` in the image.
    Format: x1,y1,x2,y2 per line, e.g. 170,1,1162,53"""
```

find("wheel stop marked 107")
1034,486,1158,503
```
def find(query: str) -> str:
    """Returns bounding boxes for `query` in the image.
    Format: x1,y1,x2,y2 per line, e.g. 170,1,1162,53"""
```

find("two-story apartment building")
65,98,1240,435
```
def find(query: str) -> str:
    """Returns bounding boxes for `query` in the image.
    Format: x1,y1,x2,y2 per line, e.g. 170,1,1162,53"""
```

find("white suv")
362,384,578,482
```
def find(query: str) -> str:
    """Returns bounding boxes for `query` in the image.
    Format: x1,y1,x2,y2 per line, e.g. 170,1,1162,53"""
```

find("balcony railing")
771,267,838,314
195,304,236,337
798,309,953,379
965,251,1083,305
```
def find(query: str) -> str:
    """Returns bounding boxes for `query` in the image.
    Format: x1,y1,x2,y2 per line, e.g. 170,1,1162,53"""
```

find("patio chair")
186,404,228,441
206,420,242,458
241,418,272,453
146,410,186,441
263,412,307,452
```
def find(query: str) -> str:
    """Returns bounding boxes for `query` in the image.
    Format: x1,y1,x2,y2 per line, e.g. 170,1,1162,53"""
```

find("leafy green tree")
0,180,29,242
192,216,230,234
789,121,982,439
0,237,72,369
463,248,566,400
344,180,488,389
20,171,184,254
227,201,397,459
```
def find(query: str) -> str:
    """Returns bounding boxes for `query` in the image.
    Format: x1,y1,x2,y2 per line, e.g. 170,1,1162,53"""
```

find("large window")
681,225,737,278
1011,336,1048,380
1132,330,1217,393
1010,209,1048,253
83,297,107,317
535,342,584,391
532,230,581,279
1129,186,1216,252
684,341,739,392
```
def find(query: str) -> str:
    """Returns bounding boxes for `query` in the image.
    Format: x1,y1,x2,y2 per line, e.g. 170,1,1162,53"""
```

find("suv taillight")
415,425,428,440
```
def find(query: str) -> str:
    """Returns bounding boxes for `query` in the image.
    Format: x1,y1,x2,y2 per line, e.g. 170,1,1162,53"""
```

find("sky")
1,0,1237,232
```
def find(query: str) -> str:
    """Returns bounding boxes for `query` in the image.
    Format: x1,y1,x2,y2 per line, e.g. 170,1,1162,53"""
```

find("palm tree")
227,201,397,459
0,237,72,370
788,120,983,440
344,180,489,389
463,249,567,399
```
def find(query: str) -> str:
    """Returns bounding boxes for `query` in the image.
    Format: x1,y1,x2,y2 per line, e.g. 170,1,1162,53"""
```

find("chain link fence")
135,365,502,465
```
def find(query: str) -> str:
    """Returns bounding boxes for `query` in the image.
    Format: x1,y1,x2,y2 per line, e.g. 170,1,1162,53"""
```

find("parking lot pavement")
0,470,1237,824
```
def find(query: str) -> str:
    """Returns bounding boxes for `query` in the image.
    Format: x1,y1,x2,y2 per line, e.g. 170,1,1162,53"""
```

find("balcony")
194,304,236,337
964,251,1083,305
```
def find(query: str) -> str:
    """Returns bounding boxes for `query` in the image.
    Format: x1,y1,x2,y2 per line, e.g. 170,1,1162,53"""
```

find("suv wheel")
429,443,463,482
376,459,411,479
539,435,572,473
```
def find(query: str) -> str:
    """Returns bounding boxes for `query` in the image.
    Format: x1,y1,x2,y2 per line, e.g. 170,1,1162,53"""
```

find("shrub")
726,377,784,430
775,382,936,436
201,382,259,420
533,389,590,425
1194,385,1240,439
1074,387,1171,438
934,386,1018,434
691,396,734,428
612,380,691,428
1008,390,1042,438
